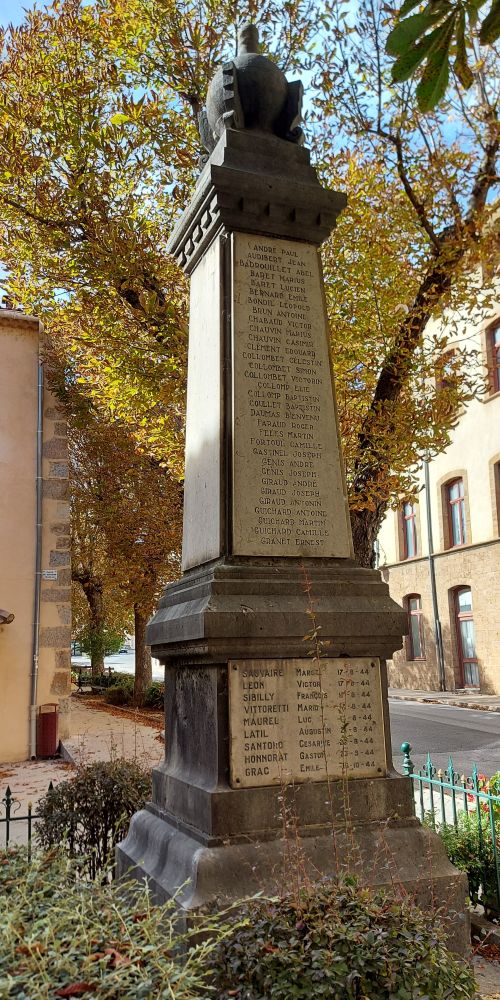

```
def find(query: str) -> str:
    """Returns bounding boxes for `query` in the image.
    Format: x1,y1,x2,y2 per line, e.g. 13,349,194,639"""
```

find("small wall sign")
42,569,58,581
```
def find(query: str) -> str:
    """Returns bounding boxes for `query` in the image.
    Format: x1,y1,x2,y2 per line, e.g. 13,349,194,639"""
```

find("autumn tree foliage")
69,394,182,700
313,0,498,563
0,0,498,574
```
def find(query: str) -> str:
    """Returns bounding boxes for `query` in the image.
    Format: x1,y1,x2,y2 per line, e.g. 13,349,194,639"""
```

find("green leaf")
467,0,489,28
398,0,424,15
416,18,454,110
454,9,474,88
391,20,451,81
386,9,445,55
479,0,500,44
109,112,131,125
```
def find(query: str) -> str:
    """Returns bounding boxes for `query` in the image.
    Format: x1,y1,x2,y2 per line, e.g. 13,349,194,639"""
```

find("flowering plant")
466,771,500,820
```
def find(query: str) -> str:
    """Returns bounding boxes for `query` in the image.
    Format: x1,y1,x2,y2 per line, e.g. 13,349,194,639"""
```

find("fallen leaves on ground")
54,983,97,997
479,944,500,962
75,695,163,731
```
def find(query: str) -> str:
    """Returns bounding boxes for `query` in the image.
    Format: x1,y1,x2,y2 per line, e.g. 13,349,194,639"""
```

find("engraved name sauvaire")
229,659,387,788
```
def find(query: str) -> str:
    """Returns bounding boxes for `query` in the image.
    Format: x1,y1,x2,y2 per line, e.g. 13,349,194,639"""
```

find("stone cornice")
168,130,346,274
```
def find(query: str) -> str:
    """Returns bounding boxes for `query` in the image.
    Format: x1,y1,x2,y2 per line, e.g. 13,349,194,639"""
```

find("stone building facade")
378,305,500,694
0,309,71,762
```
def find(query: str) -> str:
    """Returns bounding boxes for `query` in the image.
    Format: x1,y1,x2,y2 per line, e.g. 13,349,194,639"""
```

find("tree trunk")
134,605,152,707
350,508,382,569
90,647,105,678
78,575,105,680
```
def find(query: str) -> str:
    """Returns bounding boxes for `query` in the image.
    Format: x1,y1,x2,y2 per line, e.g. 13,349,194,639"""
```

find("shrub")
93,672,133,690
105,682,134,705
212,877,476,1000
0,849,216,999
143,681,165,710
36,759,151,878
437,812,498,906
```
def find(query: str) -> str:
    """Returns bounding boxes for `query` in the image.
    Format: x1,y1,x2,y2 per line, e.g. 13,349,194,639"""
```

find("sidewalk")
0,699,163,847
61,699,164,769
389,687,500,712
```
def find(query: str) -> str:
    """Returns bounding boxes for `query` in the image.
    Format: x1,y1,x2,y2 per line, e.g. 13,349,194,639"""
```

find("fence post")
4,786,12,848
401,742,414,776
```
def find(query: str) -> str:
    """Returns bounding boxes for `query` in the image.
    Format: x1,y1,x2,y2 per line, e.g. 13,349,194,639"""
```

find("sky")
1,0,33,27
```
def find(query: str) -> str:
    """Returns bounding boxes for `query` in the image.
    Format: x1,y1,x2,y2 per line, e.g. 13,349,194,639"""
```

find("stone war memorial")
117,23,468,949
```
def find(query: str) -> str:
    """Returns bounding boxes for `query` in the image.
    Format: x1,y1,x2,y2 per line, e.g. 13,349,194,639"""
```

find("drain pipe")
29,346,44,758
424,457,446,692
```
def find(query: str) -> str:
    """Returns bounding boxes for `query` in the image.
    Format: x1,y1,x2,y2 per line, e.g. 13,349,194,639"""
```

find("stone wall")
382,539,500,693
0,310,71,761
378,300,500,694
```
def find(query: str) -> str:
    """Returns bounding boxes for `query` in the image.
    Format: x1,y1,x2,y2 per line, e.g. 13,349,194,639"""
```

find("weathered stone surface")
232,233,351,557
54,569,71,586
229,658,386,787
43,479,69,500
117,812,469,953
181,237,223,571
54,422,67,437
50,670,71,695
168,129,346,275
41,587,71,603
56,537,70,550
42,438,67,459
44,406,64,420
50,522,71,535
55,648,71,670
57,604,71,625
147,559,406,663
203,24,303,151
49,550,70,567
40,626,71,648
49,461,68,478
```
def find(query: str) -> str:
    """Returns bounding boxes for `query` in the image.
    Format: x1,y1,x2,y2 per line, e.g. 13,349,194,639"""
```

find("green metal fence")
0,783,53,858
401,742,500,914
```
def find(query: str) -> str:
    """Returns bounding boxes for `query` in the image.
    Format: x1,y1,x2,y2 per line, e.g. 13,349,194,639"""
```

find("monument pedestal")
117,557,469,951
117,29,468,953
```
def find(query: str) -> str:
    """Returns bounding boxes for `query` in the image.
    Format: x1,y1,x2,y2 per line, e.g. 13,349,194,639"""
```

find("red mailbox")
36,703,59,758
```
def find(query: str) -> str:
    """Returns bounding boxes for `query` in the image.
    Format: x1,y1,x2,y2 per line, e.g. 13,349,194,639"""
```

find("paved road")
389,700,500,779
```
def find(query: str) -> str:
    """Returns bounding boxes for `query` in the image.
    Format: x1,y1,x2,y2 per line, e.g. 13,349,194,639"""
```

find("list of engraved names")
229,658,386,788
232,233,350,558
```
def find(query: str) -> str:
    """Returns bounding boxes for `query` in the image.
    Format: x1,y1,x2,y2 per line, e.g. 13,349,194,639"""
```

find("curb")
389,694,500,713
471,910,500,948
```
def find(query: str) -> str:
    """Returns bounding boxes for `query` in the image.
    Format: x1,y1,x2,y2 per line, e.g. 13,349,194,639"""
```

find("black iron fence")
0,782,53,858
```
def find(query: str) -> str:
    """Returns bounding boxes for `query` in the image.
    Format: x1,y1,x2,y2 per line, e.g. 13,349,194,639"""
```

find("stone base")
117,558,469,955
117,796,469,954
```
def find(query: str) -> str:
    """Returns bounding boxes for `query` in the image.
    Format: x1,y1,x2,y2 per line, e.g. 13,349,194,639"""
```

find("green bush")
36,759,151,878
143,681,165,709
93,672,133,690
437,811,498,906
105,682,134,705
212,877,476,1000
0,849,216,999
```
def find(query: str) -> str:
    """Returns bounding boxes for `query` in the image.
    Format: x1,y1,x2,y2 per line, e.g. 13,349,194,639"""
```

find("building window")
454,587,479,688
447,478,467,547
402,502,417,559
436,349,460,393
488,322,500,394
407,595,425,660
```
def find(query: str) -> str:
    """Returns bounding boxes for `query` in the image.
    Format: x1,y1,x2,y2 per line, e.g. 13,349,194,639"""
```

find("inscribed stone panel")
232,233,351,557
229,658,386,788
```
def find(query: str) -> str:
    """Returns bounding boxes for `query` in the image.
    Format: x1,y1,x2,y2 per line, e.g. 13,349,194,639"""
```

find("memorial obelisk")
117,24,468,949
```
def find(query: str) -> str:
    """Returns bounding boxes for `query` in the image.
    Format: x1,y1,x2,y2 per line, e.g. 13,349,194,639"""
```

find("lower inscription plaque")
229,658,387,788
